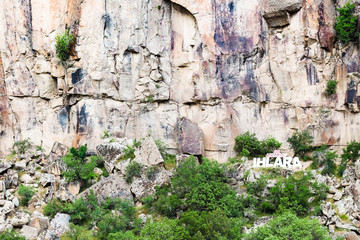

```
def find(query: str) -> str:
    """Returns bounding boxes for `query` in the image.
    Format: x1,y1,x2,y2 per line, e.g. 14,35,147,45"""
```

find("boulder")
20,225,39,240
130,167,172,199
115,158,131,175
51,141,69,158
346,232,360,240
96,142,126,173
5,169,18,188
0,162,12,174
134,137,163,166
1,201,15,215
15,160,27,170
44,160,64,176
178,118,204,156
67,181,81,195
29,211,49,233
0,181,5,200
262,0,303,28
20,174,34,184
12,197,19,207
48,213,70,238
322,202,336,218
78,174,133,202
39,173,56,187
10,210,30,227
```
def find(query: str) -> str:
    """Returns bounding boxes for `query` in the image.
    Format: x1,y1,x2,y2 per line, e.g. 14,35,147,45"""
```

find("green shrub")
245,175,267,197
43,198,65,218
146,166,158,180
18,185,35,206
321,151,338,175
153,194,182,218
180,209,244,240
287,130,313,158
55,30,75,61
139,218,191,240
0,230,25,240
335,1,359,45
244,211,331,240
125,161,142,183
338,140,360,176
62,224,97,240
234,132,281,157
108,231,137,240
13,138,31,154
62,145,97,184
324,80,337,97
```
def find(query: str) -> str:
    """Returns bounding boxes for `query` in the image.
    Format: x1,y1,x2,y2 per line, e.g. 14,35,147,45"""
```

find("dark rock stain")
306,63,319,85
58,107,70,132
71,69,86,85
76,105,88,134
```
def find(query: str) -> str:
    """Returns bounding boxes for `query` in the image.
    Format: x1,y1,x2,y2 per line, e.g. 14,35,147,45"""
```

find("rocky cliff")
1,0,360,161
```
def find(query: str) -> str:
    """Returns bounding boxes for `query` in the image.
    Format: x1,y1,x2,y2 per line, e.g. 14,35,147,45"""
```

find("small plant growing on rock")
18,185,35,206
62,145,97,184
55,30,75,62
338,140,360,176
335,1,359,45
146,166,158,180
324,80,337,97
125,161,142,183
100,129,112,139
287,130,313,158
13,138,31,154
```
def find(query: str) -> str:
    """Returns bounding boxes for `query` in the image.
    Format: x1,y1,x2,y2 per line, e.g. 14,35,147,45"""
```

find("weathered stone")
48,213,70,238
10,210,30,227
78,175,133,202
262,0,302,28
346,231,360,240
67,181,81,195
12,197,19,207
179,118,204,156
20,225,39,240
39,173,56,187
29,211,49,233
1,201,15,215
0,162,12,174
134,137,163,166
15,160,27,170
96,142,126,173
20,174,34,184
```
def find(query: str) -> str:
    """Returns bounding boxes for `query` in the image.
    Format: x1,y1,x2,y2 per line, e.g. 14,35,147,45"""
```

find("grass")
164,154,176,170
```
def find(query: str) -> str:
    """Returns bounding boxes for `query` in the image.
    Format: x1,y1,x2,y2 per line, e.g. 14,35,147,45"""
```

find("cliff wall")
1,0,360,161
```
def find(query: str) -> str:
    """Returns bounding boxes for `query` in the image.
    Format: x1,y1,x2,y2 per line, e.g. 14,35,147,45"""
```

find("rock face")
0,0,359,162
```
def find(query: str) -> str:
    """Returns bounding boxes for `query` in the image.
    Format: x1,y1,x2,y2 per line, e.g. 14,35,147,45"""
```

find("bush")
18,185,35,206
234,132,281,157
341,140,360,163
139,218,191,240
43,198,65,218
62,145,97,184
0,230,25,240
13,138,31,154
125,161,142,183
335,1,359,45
312,147,338,175
245,175,267,197
324,80,337,97
180,209,244,240
244,211,331,240
55,30,75,61
62,224,97,240
287,130,313,158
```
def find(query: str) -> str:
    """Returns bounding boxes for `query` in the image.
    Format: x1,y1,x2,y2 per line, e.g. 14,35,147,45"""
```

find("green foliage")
146,166,158,180
335,1,359,45
140,218,191,240
55,30,75,61
13,138,31,154
62,224,97,240
287,130,313,158
18,185,35,206
324,80,338,97
0,230,25,240
234,132,281,157
338,140,360,176
153,194,182,218
180,209,244,240
121,139,142,161
43,198,65,218
244,211,331,240
245,175,267,197
100,130,112,139
311,147,338,175
264,173,328,215
62,145,97,184
125,161,142,183
108,231,137,240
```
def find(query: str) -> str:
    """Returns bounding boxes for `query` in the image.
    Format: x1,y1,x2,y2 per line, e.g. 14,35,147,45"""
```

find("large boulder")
20,225,39,240
178,118,204,156
10,210,31,227
262,0,303,28
96,141,127,173
134,137,163,166
29,211,49,233
78,174,133,202
48,213,70,238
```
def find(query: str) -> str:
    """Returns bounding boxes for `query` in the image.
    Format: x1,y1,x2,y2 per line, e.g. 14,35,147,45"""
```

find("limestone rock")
134,137,163,166
39,173,56,187
0,162,12,174
20,174,34,184
1,201,15,215
178,118,204,156
262,0,303,27
15,160,27,170
96,142,126,173
29,211,49,233
20,225,39,240
11,210,30,227
78,175,133,202
48,213,70,238
346,231,360,240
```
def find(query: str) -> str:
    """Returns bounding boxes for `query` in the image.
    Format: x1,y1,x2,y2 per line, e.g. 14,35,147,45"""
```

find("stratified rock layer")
1,0,360,161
